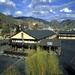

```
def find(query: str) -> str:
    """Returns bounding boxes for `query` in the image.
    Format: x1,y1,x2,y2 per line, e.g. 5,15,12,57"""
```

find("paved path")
0,55,25,75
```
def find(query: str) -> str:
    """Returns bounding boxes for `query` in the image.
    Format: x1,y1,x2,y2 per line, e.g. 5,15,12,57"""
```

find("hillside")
15,16,75,31
0,13,18,25
14,16,50,29
60,19,75,30
0,12,75,36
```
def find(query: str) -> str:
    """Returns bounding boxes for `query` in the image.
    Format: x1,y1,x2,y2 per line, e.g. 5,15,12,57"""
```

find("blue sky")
0,0,75,21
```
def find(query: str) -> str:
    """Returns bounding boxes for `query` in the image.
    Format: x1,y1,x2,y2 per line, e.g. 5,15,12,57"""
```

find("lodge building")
4,30,75,56
8,30,61,54
58,31,75,40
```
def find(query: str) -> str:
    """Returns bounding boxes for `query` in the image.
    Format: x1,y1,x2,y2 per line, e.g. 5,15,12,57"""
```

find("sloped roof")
11,31,35,40
59,31,75,35
22,30,55,40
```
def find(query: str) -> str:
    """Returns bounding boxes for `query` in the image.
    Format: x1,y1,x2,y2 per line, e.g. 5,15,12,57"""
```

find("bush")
3,66,20,75
25,50,63,75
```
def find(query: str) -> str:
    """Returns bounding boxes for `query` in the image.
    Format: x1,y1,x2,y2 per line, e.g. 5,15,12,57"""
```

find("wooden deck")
3,48,29,56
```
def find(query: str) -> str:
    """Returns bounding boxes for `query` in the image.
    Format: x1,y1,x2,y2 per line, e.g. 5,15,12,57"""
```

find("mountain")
0,13,50,29
49,20,61,29
14,16,75,31
60,19,75,30
0,13,18,25
14,16,51,29
14,16,50,25
0,12,75,32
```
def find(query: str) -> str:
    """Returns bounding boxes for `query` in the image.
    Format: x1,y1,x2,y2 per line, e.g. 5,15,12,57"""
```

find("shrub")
25,50,63,75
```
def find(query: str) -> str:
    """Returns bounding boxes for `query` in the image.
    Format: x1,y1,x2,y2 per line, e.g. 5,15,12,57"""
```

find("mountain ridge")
0,13,75,31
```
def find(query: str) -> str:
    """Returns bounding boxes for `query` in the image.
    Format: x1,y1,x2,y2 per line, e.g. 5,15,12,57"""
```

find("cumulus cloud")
60,7,72,13
15,11,23,16
50,9,53,12
0,0,16,7
49,9,55,13
6,1,16,7
0,0,6,3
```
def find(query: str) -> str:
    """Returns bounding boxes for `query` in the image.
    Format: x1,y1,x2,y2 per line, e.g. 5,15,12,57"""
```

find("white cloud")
0,0,16,7
42,0,46,2
39,11,49,14
2,10,11,15
48,0,52,3
28,3,33,8
6,1,16,7
50,9,53,12
60,8,72,13
15,11,23,16
50,9,56,13
40,11,45,14
0,0,6,3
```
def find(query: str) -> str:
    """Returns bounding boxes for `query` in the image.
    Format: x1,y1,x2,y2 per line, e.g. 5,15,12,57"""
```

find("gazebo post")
21,32,25,52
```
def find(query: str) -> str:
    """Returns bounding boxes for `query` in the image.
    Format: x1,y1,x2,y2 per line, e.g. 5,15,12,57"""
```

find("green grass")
25,50,63,75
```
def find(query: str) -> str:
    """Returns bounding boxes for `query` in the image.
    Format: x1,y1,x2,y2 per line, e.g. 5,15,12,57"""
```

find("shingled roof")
22,30,55,40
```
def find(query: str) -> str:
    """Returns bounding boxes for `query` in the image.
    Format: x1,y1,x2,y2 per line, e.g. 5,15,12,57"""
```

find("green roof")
23,30,55,40
59,31,75,35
